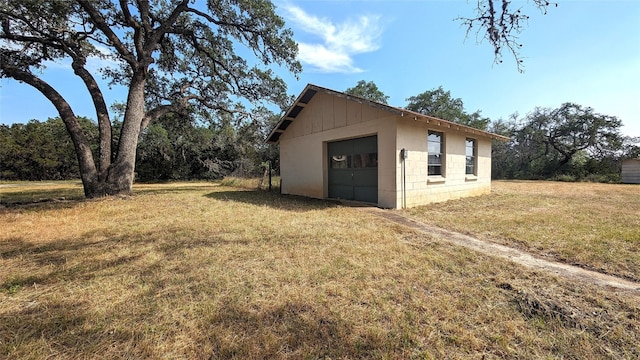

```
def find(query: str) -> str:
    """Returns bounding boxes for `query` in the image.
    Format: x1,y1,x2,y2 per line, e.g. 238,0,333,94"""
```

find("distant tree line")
3,82,639,184
490,104,640,182
347,81,640,183
0,117,96,180
0,111,279,182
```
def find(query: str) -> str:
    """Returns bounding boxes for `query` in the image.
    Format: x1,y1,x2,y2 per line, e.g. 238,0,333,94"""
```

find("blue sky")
1,0,639,137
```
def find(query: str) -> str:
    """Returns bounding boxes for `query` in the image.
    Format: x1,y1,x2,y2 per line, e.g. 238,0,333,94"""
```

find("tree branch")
457,0,556,72
146,0,189,52
71,60,112,181
77,0,137,67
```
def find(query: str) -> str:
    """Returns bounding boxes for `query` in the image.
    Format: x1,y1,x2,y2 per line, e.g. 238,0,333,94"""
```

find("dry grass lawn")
1,181,639,359
405,180,640,282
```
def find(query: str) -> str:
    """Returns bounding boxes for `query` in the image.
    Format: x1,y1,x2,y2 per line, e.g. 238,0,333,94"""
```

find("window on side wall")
428,131,444,176
466,138,477,175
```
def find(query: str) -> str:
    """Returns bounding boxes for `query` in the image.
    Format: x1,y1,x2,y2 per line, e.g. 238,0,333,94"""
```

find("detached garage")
266,84,508,209
622,159,640,184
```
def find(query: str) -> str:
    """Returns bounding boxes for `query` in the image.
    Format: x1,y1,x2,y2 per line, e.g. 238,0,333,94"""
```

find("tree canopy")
345,80,390,104
490,103,631,181
135,108,279,181
0,0,300,197
406,87,490,130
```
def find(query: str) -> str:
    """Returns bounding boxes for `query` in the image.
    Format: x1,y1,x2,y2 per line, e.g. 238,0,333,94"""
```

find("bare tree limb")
458,0,556,72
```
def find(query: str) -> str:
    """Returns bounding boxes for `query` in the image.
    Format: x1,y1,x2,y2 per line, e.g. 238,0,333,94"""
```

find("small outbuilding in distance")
266,84,509,209
621,158,640,184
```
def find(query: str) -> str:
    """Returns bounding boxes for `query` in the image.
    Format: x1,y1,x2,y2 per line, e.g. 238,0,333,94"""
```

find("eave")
266,83,510,144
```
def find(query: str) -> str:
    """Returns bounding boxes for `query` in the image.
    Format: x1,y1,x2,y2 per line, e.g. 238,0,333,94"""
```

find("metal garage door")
328,135,378,203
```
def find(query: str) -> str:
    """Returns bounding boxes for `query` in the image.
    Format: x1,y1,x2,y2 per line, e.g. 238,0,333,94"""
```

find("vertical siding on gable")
322,93,335,130
312,100,323,133
346,101,362,125
361,104,381,124
287,112,303,138
334,97,347,128
303,106,313,135
282,93,399,143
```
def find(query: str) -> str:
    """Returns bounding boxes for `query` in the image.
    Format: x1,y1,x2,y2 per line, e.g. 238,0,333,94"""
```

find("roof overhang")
265,84,319,144
397,110,510,141
266,83,510,144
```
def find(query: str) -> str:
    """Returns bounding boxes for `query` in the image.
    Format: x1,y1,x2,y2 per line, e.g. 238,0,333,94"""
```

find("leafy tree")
253,108,282,173
0,117,97,180
488,115,518,179
136,122,175,181
345,80,390,104
208,108,279,178
528,103,623,169
491,103,625,181
458,0,557,72
621,137,640,159
406,87,490,130
1,0,300,197
134,107,280,182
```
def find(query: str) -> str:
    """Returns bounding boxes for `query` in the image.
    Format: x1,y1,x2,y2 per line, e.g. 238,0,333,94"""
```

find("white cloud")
297,43,358,73
281,4,383,73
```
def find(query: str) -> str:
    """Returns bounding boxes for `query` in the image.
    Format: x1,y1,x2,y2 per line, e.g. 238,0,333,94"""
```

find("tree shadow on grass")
203,300,383,359
0,234,144,293
0,195,86,211
0,182,220,209
0,232,151,357
132,182,220,196
0,295,155,358
205,189,339,212
0,225,387,358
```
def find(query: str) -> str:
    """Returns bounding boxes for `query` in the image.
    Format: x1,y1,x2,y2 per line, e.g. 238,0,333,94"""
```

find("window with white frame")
428,131,444,176
465,138,477,175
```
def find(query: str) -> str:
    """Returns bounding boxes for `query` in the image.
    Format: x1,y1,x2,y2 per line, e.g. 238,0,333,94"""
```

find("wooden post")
268,161,272,191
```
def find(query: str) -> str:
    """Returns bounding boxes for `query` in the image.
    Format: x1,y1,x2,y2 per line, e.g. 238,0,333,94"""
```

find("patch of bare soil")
366,208,640,293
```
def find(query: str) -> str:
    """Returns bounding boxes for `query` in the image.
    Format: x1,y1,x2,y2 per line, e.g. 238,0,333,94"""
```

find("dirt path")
365,208,640,293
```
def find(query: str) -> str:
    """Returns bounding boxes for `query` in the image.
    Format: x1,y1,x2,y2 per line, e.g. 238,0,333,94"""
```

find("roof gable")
266,84,509,143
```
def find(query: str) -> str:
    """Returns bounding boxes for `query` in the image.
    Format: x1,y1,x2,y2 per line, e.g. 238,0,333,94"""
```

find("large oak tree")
523,103,623,168
1,0,300,197
490,103,624,179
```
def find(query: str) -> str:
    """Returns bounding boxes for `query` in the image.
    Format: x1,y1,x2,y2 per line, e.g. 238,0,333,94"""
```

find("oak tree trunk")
74,73,147,198
101,73,147,196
